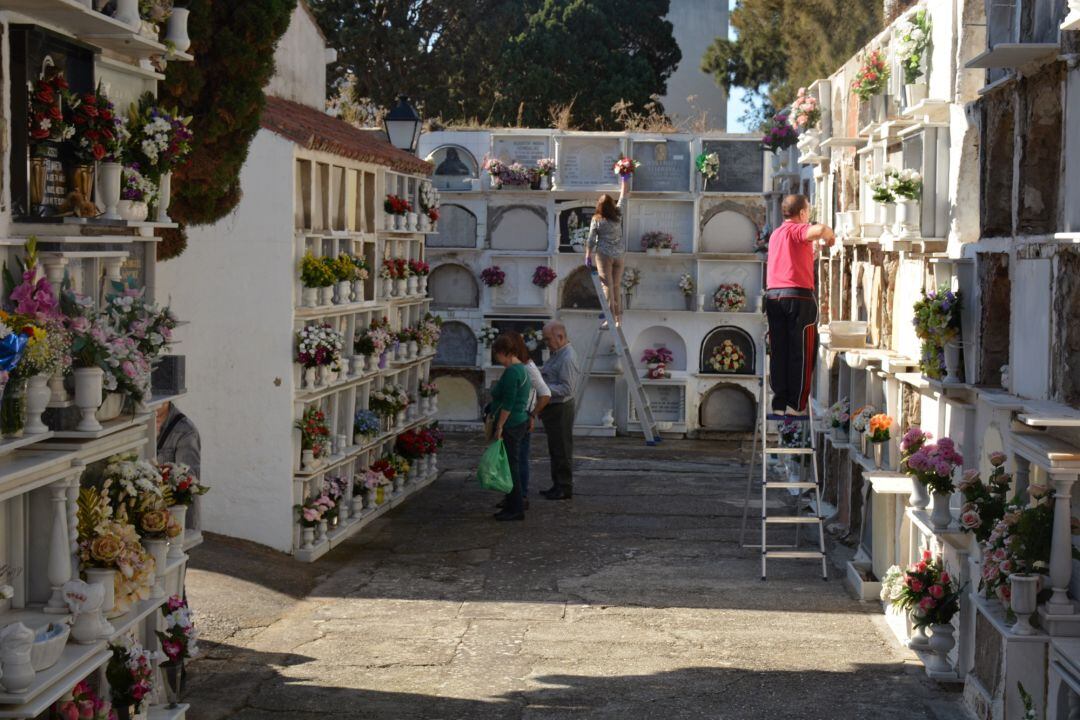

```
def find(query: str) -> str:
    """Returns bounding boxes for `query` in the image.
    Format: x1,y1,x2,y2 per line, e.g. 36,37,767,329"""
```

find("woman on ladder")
584,176,628,328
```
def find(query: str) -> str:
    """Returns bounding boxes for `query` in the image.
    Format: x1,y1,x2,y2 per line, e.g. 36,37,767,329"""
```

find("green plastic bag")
478,439,513,493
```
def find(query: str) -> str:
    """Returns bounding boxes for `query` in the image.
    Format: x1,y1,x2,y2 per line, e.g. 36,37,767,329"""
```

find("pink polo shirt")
766,220,815,290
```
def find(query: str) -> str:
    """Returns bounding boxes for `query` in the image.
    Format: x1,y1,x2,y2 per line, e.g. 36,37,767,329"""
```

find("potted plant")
709,339,746,374
896,9,931,107
417,313,442,354
407,260,428,295
641,231,676,256
913,287,962,382
867,413,893,469
65,84,121,215
419,183,440,231
903,436,962,530
641,347,673,379
712,283,747,312
392,258,411,297
621,268,641,309
296,323,343,388
52,681,114,720
128,94,193,222
893,168,923,239
477,326,499,365
852,49,891,124
295,497,324,549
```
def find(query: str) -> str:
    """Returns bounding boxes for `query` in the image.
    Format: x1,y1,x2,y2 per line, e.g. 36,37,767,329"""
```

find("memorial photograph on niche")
557,204,595,253
427,145,478,191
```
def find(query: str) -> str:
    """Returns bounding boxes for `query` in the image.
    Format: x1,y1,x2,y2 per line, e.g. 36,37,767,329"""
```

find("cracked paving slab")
182,434,971,720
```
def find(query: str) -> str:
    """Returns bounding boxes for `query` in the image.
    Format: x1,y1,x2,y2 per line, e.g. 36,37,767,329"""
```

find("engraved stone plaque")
429,264,480,309
428,204,478,248
559,137,621,188
701,140,764,193
631,140,690,192
493,136,550,167
626,200,694,252
637,385,685,424
434,321,479,367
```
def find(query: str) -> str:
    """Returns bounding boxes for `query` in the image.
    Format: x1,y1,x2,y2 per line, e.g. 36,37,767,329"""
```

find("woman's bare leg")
596,254,616,323
610,256,625,324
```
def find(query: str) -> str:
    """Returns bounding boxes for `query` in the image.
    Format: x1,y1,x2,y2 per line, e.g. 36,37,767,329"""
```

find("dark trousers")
540,400,574,490
502,420,529,513
765,289,819,413
520,428,532,497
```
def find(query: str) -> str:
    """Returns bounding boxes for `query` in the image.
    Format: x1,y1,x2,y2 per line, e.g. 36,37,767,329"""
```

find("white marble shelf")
295,372,377,403
42,424,148,466
49,415,145,441
294,412,437,480
906,507,969,549
0,447,77,504
386,294,430,306
294,300,381,319
0,433,54,459
0,645,111,718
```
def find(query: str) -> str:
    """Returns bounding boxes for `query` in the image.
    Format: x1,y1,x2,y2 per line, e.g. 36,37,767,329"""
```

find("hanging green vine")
157,0,297,260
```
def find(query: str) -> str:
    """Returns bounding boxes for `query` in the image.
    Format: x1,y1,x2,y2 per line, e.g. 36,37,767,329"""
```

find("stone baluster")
103,258,124,283
1014,455,1031,502
41,256,68,297
44,477,74,613
1048,473,1079,616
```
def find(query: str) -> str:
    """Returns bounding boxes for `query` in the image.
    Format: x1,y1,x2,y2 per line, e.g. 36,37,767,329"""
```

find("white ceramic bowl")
31,623,70,671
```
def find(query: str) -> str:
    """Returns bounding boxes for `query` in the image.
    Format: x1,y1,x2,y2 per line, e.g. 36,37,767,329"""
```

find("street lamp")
383,95,422,154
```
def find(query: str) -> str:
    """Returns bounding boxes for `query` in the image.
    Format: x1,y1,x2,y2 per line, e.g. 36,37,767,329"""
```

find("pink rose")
56,703,79,720
1028,483,1049,499
918,596,936,611
960,510,981,529
928,584,944,599
992,548,1007,562
941,572,950,584
989,451,1007,467
909,578,924,593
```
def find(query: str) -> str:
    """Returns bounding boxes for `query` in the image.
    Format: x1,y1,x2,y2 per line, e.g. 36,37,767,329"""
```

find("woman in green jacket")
490,333,532,521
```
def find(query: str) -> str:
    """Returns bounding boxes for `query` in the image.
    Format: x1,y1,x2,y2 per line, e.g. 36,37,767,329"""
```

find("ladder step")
763,481,817,489
763,447,815,455
764,550,826,559
766,413,811,421
764,516,823,524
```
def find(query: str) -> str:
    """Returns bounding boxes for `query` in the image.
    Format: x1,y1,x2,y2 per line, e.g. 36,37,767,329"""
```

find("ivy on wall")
158,0,297,260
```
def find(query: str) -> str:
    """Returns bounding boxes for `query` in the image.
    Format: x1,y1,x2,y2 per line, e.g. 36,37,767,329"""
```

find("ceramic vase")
317,519,328,541
73,367,105,432
909,480,930,510
943,342,962,384
167,505,188,560
143,538,167,599
905,82,928,108
156,172,172,222
384,214,394,231
336,281,352,305
117,200,148,223
878,203,896,241
352,279,365,303
896,198,920,239
318,286,334,306
21,374,50,435
0,623,34,693
407,276,418,295
351,494,365,516
83,567,117,618
419,275,428,295
408,340,419,359
350,356,365,377
926,623,955,673
930,490,952,530
300,527,315,550
303,367,316,390
48,370,68,404
165,8,191,52
1009,574,1039,635
99,162,122,220
394,278,408,297
301,449,315,470
113,0,139,27
394,214,404,231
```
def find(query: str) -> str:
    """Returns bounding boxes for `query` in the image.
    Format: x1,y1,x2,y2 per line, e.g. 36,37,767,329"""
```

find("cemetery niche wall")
418,129,765,436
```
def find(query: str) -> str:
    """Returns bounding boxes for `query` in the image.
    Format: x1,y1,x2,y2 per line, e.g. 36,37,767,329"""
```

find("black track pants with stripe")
765,293,819,413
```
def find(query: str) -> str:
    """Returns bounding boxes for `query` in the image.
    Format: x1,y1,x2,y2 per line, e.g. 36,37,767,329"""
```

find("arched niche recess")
427,145,479,191
631,326,687,371
700,205,758,254
700,383,757,431
434,321,478,367
429,204,478,248
489,205,548,251
700,326,756,375
429,263,480,309
560,266,600,310
431,375,481,421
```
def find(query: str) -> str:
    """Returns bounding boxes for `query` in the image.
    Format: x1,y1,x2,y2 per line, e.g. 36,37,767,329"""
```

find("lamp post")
383,95,422,154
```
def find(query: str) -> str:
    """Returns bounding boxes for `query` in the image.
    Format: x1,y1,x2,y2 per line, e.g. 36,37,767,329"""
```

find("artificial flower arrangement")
958,451,1011,543
480,266,506,287
612,155,640,178
369,458,397,486
477,325,499,348
867,413,892,442
321,476,349,522
384,194,411,216
677,274,695,296
68,84,124,164
76,485,154,615
532,266,557,288
295,406,330,458
888,551,961,628
912,287,961,379
524,328,545,352
396,427,438,460
903,436,962,494
709,339,746,374
850,405,875,435
419,381,440,398
980,491,1055,604
893,168,922,201
379,258,412,281
51,679,115,720
761,113,798,152
851,49,890,101
301,252,335,289
296,323,343,370
641,231,677,252
157,594,199,666
417,313,443,348
29,71,73,147
791,87,821,130
483,158,531,188
383,452,411,480
869,167,898,204
827,398,850,431
641,347,673,379
899,426,933,472
713,283,747,312
419,183,440,222
105,276,177,362
355,317,394,359
296,495,331,528
126,92,193,179
621,268,642,294
121,162,158,207
535,158,557,177
106,635,164,716
369,384,410,417
354,408,381,440
329,254,358,284
157,461,208,507
695,152,719,180
896,9,931,84
778,416,806,448
408,259,430,278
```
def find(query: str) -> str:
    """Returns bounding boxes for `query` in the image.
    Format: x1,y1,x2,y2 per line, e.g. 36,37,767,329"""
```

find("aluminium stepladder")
738,297,828,580
573,267,661,445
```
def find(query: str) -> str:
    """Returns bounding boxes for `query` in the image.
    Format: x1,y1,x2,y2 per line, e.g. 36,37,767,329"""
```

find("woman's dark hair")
594,193,620,223
506,331,531,363
492,333,518,359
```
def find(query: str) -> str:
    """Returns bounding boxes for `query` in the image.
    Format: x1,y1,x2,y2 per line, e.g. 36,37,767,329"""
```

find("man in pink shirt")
765,194,836,415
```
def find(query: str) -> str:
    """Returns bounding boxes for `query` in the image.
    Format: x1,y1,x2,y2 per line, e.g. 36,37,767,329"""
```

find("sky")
726,0,752,133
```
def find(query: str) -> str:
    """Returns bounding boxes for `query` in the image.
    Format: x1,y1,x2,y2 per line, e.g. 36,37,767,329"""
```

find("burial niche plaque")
559,137,621,188
701,140,764,193
435,321,479,367
429,204,477,248
493,136,550,167
631,140,690,192
638,385,685,424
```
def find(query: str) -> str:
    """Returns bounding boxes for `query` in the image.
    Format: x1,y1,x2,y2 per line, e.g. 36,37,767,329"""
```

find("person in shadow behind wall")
156,401,202,528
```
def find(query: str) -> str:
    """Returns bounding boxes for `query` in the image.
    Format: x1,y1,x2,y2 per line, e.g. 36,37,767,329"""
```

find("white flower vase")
350,356,365,377
896,199,920,239
317,519,328,541
303,367,316,389
83,567,117,619
926,624,955,673
167,505,187,560
393,476,403,495
117,200,148,223
165,8,191,53
351,495,365,516
394,214,405,231
406,212,417,231
143,538,167,599
338,496,349,521
113,0,139,27
301,287,318,308
301,449,315,470
352,279,365,303
909,481,929,510
540,175,550,190
431,396,439,415
878,203,896,241
396,410,406,428
48,370,68,404
0,624,35,693
394,278,408,297
930,490,952,530
98,162,122,220
407,276,418,295
73,367,105,432
943,342,962,384
382,278,394,298
384,214,394,231
771,152,782,173
156,172,172,223
65,580,107,645
1009,574,1039,635
24,374,51,434
408,340,419,359
318,286,334,306
905,82,928,108
336,281,352,305
300,527,315,551
419,275,428,295
419,214,431,232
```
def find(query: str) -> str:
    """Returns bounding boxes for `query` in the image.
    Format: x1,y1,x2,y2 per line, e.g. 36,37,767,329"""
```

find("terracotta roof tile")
261,96,432,176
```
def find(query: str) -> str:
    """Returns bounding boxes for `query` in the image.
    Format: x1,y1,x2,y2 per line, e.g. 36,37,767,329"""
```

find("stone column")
1048,473,1079,616
44,477,74,613
1014,455,1031,501
41,256,68,297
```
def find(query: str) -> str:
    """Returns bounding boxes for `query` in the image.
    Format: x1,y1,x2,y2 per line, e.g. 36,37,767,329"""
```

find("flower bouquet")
419,183,440,224
408,259,430,278
477,326,499,348
890,551,960,629
29,72,73,148
480,266,506,287
851,49,890,101
52,679,114,720
695,152,719,181
778,416,806,448
106,635,163,716
761,113,797,153
869,167,898,204
980,492,1058,607
301,252,334,292
126,93,193,178
156,595,199,702
354,408,381,443
896,9,931,85
157,461,207,507
68,84,124,165
791,87,821,130
384,194,411,216
641,347,673,379
827,398,850,439
76,486,155,614
893,168,922,201
641,231,676,255
612,155,640,179
904,436,962,528
709,339,746,374
524,328,545,353
676,273,695,297
121,163,158,211
296,323,343,378
713,283,746,312
850,405,875,435
913,287,961,379
532,266,557,288
868,413,892,442
295,406,330,461
296,496,327,528
958,452,1011,543
621,268,642,299
535,158,557,176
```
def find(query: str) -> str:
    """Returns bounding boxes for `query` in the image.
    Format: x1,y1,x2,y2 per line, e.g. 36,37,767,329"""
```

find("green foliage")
310,0,680,130
331,253,356,282
158,0,297,259
300,253,335,288
703,0,882,124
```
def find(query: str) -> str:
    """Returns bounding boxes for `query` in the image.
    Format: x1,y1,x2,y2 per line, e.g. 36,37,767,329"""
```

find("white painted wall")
662,0,729,130
265,3,328,111
156,130,299,551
